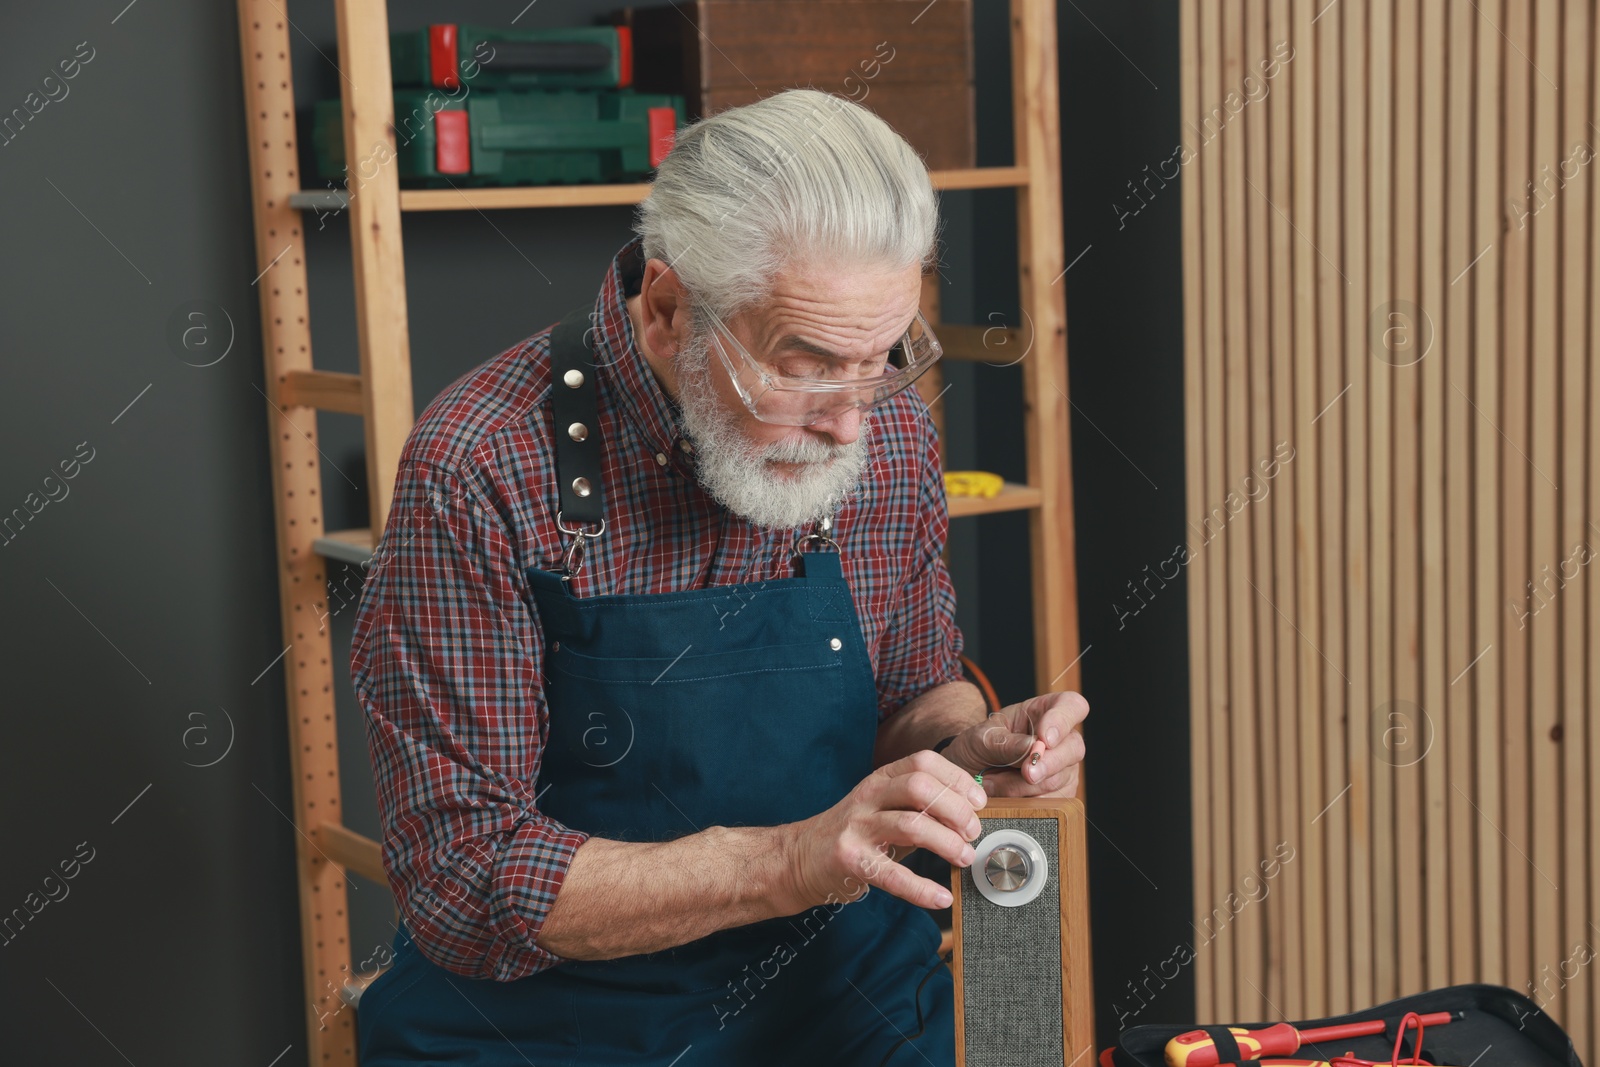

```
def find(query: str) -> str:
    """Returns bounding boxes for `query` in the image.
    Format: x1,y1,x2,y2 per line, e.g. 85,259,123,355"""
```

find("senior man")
351,87,1089,1065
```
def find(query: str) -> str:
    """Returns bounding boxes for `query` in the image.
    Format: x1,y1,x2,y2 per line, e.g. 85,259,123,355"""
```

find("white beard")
672,326,873,529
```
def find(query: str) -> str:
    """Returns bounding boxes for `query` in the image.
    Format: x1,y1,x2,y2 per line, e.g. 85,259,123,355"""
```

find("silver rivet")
563,368,585,389
655,452,668,466
568,421,588,442
572,476,592,498
829,637,842,651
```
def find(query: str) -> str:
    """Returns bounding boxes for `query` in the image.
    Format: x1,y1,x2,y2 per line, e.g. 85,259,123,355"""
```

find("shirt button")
829,637,842,651
678,438,694,453
655,452,668,466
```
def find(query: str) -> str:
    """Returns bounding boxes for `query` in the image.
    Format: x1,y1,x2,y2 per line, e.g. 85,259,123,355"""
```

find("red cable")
1389,1011,1426,1066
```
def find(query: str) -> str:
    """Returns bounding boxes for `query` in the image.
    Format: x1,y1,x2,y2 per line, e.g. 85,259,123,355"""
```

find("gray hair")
634,88,941,325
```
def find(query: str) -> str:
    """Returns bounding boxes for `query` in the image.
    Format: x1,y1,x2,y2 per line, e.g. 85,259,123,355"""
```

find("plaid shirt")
349,235,965,981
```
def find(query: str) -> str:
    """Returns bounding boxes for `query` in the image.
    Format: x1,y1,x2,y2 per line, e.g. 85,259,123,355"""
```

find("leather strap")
548,305,606,526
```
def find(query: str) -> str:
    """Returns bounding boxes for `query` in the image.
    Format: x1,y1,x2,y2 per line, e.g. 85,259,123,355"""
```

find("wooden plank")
918,272,947,462
1008,0,1081,698
1179,0,1214,1023
1265,0,1301,1018
1588,3,1600,1051
1366,0,1398,1006
1242,0,1282,1014
1199,0,1237,1018
934,324,1025,364
1498,0,1533,1000
1559,0,1592,1050
1442,0,1476,990
1418,0,1448,993
925,166,1032,191
334,0,415,537
1289,0,1326,1019
279,370,363,415
314,527,378,567
1222,0,1265,1020
1588,8,1600,1060
1061,801,1096,1064
1469,0,1505,1001
946,483,1044,519
1390,0,1424,998
1527,0,1563,1020
1341,0,1372,1010
1203,0,1235,1017
317,822,386,885
393,167,1031,212
236,3,358,1063
1314,0,1349,1014
401,183,655,211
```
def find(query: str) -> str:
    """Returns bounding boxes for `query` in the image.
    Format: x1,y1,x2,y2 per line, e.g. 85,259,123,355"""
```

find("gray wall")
0,0,1188,1059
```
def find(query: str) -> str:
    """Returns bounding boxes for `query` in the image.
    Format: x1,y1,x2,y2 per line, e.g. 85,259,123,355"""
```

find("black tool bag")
1102,984,1583,1067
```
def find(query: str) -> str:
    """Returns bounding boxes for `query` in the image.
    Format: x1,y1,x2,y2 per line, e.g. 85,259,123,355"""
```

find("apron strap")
548,305,606,526
798,547,843,581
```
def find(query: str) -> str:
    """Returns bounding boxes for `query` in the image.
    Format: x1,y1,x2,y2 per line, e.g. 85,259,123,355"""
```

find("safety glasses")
699,305,943,427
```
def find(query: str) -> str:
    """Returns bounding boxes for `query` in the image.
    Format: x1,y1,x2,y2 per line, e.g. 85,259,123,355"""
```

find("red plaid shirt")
350,235,965,980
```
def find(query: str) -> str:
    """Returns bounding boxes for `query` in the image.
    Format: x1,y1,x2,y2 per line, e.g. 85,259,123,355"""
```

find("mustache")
761,435,852,464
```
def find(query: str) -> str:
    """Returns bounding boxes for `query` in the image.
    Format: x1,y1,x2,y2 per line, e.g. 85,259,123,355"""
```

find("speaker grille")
958,816,1064,1064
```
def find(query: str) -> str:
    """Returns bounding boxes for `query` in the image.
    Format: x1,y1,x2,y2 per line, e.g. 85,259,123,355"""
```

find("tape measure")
943,470,1003,498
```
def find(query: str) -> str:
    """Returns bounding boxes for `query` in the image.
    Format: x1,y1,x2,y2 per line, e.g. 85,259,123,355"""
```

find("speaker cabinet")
951,796,1093,1066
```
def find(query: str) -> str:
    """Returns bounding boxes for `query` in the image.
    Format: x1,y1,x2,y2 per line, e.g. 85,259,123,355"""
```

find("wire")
1390,1011,1426,1066
875,951,950,1067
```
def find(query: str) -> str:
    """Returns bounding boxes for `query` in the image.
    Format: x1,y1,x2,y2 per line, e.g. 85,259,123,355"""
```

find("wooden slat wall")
1180,3,1598,1062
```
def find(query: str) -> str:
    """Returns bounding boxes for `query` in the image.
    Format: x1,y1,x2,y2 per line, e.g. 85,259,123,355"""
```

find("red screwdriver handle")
1166,1023,1301,1065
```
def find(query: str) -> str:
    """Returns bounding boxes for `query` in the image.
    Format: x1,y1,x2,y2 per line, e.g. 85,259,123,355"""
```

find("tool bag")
389,24,632,91
1100,984,1583,1067
311,88,683,187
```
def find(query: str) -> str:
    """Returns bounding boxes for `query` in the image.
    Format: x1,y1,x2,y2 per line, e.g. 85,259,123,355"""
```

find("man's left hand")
942,691,1089,798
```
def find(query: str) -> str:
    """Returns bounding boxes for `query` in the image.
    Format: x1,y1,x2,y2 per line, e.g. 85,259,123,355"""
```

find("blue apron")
357,543,956,1064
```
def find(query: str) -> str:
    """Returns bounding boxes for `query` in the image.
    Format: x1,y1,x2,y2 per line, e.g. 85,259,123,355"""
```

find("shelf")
315,528,377,567
287,166,1030,216
315,483,1036,571
947,481,1042,518
935,323,1027,365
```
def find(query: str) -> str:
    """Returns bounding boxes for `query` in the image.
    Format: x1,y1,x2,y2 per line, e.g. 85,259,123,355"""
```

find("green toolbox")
312,88,684,187
391,24,633,91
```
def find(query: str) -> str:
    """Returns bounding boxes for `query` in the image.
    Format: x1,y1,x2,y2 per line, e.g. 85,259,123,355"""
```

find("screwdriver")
1164,1012,1462,1066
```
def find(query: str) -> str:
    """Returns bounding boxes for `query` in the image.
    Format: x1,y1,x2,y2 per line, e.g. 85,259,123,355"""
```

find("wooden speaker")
951,796,1094,1066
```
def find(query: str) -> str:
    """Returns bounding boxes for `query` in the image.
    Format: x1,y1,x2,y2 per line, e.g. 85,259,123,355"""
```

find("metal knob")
984,845,1032,892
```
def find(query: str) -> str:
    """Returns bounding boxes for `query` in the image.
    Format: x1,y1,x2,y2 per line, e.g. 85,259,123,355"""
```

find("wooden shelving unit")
235,1,1080,1062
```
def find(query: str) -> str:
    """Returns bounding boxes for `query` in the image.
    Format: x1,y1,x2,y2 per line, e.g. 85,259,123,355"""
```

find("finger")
981,763,1078,798
879,770,985,841
868,806,977,871
862,854,956,910
968,720,1038,770
1016,726,1087,785
881,750,989,809
1026,691,1090,747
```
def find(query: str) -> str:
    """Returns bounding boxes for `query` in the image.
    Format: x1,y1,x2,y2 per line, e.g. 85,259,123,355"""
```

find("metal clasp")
556,510,607,582
791,512,840,562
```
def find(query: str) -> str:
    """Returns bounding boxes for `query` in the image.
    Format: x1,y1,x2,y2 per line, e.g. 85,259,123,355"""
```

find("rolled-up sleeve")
873,417,967,721
350,455,588,981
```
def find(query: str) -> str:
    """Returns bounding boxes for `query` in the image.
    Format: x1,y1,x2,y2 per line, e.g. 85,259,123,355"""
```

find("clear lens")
708,310,943,427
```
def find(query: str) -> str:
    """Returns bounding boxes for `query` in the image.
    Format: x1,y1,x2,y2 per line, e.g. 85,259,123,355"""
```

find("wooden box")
614,0,975,170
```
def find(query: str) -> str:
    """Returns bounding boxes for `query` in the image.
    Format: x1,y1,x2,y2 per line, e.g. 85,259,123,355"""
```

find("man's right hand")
782,750,987,912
